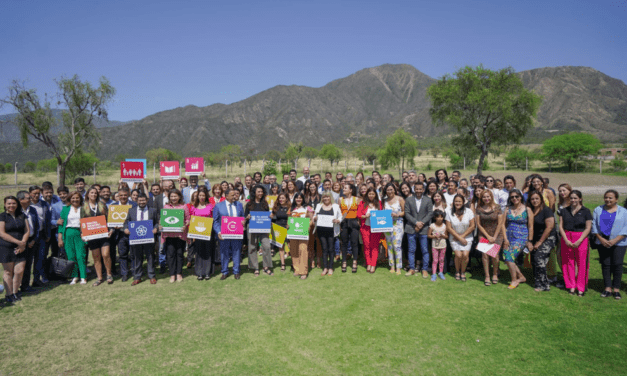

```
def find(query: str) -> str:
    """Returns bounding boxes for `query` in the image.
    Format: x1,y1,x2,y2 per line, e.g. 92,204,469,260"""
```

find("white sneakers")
69,278,87,285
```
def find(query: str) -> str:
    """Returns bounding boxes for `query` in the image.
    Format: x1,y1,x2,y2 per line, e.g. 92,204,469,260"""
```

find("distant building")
598,148,626,160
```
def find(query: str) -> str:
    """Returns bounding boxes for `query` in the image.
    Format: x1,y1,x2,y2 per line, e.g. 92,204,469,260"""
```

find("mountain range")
2,64,626,164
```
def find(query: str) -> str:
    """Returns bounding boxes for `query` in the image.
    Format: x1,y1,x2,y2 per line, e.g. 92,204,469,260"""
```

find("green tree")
283,142,304,165
1,75,115,186
505,147,534,169
243,148,257,167
542,133,602,172
4,163,12,173
354,145,377,164
319,144,342,167
262,160,278,176
264,150,282,162
430,147,440,158
301,146,319,161
427,65,542,175
146,148,182,165
23,161,36,173
377,129,418,176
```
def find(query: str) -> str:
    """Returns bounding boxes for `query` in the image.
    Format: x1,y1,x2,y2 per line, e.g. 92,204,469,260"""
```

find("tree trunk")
59,162,67,188
477,150,488,175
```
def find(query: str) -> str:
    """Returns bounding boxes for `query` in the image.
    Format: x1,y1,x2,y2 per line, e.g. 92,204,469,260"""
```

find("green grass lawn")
1,199,626,375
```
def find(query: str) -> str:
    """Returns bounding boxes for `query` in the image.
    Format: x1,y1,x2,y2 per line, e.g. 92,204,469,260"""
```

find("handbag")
49,257,76,278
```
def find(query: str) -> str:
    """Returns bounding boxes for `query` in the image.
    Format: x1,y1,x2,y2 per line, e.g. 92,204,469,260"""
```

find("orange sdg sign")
81,216,109,241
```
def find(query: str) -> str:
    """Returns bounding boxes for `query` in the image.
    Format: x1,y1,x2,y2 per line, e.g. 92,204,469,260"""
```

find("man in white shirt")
182,174,210,204
297,167,310,184
443,181,458,207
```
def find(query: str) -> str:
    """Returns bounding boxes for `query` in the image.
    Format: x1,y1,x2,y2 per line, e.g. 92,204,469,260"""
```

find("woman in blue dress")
502,189,534,289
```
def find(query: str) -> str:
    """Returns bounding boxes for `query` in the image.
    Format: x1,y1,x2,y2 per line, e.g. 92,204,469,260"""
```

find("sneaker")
614,292,622,300
431,274,437,282
438,272,446,280
41,276,50,284
69,278,79,285
80,279,87,285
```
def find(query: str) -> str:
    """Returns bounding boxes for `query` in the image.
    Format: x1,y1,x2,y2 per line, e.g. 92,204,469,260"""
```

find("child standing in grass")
428,210,447,282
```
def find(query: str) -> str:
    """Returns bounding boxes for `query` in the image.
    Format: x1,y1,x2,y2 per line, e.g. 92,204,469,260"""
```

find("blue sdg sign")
370,210,393,233
249,211,272,234
129,220,154,245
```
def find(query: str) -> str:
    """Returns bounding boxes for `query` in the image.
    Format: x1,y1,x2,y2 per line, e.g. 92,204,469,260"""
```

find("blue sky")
1,0,625,121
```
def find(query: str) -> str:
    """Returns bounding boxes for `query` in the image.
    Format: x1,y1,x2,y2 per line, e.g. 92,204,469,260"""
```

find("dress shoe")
121,275,130,282
131,279,142,286
150,278,157,284
220,274,229,280
41,277,50,284
20,286,36,293
234,274,241,280
32,280,45,288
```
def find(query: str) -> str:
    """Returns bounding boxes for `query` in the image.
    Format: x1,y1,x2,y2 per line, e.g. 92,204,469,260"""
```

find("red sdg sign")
160,161,180,180
120,161,145,183
185,157,204,176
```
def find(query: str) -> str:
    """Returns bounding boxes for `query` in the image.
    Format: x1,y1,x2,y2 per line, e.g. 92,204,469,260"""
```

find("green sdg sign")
160,209,185,232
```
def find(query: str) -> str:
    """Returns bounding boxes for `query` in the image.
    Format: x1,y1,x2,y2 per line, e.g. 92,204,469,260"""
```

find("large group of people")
1,166,626,305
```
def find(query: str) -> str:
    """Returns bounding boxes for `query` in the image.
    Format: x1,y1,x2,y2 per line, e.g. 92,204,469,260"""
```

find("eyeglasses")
486,179,494,182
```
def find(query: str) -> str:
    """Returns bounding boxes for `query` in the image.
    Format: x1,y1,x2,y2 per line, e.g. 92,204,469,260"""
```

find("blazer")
404,194,433,235
23,205,40,240
182,180,211,204
123,206,160,241
151,194,166,211
212,200,244,234
592,205,627,247
58,205,87,242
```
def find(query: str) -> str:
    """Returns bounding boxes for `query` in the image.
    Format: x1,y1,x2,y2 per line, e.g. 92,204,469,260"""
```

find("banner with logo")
370,210,393,233
160,209,185,232
185,157,204,176
160,161,180,180
269,223,288,247
129,220,155,245
287,217,310,240
80,216,109,241
120,161,145,183
187,216,213,241
221,216,244,239
249,211,271,234
125,158,147,178
107,205,132,228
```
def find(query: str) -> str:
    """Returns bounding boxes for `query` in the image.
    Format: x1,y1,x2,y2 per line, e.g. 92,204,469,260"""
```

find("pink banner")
120,161,144,182
185,157,204,176
221,216,244,239
160,161,180,179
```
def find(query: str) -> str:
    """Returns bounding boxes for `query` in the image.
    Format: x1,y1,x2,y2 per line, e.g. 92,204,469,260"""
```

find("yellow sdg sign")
187,216,213,241
108,205,132,228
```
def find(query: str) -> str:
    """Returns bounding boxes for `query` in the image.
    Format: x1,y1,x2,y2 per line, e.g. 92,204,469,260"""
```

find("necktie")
141,209,146,221
229,203,234,217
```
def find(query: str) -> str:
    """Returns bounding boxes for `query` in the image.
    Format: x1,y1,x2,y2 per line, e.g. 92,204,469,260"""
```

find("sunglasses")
486,179,494,182
510,195,520,199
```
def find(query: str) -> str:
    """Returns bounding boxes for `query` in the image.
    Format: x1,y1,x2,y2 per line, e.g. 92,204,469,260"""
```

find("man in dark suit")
124,193,159,285
152,179,174,272
17,191,40,293
404,183,433,277
213,188,244,280
124,193,159,286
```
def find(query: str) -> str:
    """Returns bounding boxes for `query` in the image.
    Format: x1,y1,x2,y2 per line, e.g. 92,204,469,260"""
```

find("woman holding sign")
83,187,114,286
191,187,214,280
358,187,383,274
313,192,341,276
475,190,504,286
161,189,190,283
289,193,310,279
271,193,291,272
245,185,273,276
58,192,88,285
382,183,405,275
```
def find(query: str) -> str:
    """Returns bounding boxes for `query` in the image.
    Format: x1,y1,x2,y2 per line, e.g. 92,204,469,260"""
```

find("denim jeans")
408,233,429,271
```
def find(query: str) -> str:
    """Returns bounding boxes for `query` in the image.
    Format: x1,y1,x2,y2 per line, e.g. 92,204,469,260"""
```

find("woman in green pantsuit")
58,192,88,285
